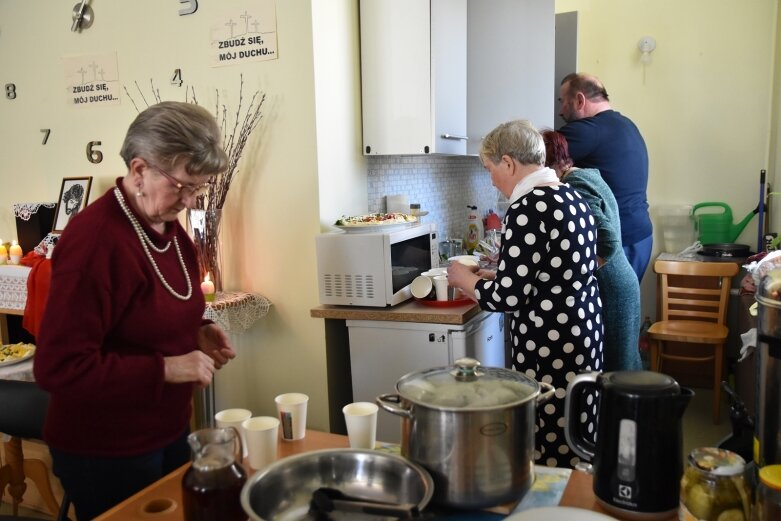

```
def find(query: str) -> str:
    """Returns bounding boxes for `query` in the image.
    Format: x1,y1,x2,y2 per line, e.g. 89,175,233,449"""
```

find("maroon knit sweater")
34,179,205,456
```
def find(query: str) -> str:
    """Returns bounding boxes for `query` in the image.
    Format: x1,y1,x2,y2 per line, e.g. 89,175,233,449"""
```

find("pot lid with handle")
396,357,540,410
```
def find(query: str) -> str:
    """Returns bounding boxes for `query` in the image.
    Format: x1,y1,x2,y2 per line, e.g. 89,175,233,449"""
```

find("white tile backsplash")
367,155,500,241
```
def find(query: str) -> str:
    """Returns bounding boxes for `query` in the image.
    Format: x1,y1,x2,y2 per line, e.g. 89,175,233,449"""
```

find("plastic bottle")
639,316,652,369
464,205,483,254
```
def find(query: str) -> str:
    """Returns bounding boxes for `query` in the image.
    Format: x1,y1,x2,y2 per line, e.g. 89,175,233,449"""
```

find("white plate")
507,507,618,521
0,344,35,368
448,255,480,266
334,222,414,234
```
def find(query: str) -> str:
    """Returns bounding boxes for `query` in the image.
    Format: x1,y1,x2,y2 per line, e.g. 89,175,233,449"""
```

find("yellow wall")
0,0,366,430
556,0,779,311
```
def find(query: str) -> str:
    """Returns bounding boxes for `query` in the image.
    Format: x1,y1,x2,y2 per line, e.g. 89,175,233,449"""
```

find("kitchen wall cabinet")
467,0,555,155
360,0,554,157
360,0,467,155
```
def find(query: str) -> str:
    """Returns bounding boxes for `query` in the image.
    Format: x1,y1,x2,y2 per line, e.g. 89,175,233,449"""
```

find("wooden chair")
0,380,71,520
648,259,739,424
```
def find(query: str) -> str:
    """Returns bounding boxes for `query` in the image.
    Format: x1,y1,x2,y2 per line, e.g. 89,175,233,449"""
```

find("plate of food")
0,342,36,368
334,213,417,233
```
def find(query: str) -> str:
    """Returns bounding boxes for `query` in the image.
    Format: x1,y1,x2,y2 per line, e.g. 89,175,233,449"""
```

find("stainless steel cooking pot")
376,358,555,509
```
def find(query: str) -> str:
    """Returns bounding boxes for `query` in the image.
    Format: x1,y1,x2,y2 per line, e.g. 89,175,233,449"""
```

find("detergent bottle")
464,205,483,254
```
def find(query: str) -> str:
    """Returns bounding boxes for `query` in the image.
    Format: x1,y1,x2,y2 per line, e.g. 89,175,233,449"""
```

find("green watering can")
692,202,757,244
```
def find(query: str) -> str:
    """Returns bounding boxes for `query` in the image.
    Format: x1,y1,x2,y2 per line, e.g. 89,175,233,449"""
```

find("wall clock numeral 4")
5,83,16,100
171,69,183,87
87,141,103,163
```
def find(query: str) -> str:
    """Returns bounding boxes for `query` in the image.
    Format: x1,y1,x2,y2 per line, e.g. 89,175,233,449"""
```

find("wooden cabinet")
467,0,555,155
360,0,467,155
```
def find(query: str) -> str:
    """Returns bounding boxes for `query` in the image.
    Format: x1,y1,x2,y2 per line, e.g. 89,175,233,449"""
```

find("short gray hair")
479,120,546,167
120,101,228,178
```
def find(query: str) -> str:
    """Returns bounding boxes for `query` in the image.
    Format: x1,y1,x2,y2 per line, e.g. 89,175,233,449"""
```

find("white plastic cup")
242,416,279,470
433,275,450,301
215,408,252,457
342,402,378,449
274,393,309,441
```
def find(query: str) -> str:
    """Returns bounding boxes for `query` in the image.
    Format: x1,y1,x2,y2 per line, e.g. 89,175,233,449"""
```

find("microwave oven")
316,223,439,307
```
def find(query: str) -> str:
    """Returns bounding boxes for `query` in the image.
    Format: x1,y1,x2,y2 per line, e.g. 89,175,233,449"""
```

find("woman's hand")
447,262,481,301
164,351,215,388
197,323,236,369
475,268,497,280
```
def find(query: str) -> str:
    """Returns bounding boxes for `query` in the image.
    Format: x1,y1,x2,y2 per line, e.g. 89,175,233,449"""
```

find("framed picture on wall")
52,177,93,233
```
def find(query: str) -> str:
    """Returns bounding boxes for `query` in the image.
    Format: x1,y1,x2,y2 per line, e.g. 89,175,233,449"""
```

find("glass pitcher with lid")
182,427,247,521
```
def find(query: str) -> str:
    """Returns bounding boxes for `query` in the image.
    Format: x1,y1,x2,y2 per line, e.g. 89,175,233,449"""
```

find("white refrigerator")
347,310,505,444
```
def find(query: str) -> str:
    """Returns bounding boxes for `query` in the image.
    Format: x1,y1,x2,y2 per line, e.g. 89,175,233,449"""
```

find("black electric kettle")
564,371,693,520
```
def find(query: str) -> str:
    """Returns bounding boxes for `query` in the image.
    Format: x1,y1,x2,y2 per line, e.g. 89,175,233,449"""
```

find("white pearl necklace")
114,188,192,300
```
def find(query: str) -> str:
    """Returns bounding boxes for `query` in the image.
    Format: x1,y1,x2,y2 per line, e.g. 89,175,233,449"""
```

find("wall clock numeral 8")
5,83,16,100
87,141,103,163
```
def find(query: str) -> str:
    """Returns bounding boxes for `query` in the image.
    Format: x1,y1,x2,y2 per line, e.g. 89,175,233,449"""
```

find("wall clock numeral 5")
178,0,197,15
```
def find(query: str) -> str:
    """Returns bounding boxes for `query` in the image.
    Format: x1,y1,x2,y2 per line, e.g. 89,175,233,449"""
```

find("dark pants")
624,233,653,283
50,428,190,521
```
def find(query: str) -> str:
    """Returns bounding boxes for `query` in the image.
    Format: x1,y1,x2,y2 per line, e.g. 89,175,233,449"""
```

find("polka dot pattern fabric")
474,185,603,468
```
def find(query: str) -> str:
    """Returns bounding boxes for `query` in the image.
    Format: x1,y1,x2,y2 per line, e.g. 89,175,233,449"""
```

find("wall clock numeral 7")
5,83,16,100
41,129,51,145
87,141,103,163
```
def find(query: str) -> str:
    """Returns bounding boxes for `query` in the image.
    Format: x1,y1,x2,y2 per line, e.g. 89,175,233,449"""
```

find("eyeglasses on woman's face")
148,163,212,198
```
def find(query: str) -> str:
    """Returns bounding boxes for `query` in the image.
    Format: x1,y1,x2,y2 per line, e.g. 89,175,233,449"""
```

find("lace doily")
33,233,60,257
13,203,56,221
203,291,271,333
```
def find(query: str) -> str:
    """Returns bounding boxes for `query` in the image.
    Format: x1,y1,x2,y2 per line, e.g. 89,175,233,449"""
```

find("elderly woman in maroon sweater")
34,101,236,521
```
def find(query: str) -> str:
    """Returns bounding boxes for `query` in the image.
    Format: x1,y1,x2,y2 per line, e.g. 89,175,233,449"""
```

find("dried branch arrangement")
124,76,266,291
124,75,266,211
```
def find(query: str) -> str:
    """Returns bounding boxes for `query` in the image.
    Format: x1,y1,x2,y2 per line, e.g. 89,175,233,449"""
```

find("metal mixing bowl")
241,449,434,520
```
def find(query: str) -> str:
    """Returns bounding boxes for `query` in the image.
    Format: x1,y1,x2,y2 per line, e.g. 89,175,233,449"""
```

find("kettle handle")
563,372,599,461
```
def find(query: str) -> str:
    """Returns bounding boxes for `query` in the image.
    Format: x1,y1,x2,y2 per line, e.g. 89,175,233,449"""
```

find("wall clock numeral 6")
87,141,103,163
5,83,16,100
41,129,51,145
178,0,197,15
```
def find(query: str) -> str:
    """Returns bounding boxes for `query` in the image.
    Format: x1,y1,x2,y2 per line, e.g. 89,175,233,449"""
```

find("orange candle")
9,240,22,265
0,239,7,265
201,273,216,302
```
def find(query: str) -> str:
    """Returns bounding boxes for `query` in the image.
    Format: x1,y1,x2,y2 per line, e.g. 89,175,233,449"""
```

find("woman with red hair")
542,130,641,372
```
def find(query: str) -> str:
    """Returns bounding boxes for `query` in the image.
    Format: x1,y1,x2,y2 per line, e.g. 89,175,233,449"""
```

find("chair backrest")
653,260,739,324
0,380,49,440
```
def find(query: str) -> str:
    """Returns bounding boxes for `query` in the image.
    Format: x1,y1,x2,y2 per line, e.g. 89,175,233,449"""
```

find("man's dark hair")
561,73,610,102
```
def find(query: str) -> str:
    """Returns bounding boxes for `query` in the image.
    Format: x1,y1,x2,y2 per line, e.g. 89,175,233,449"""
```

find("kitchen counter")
310,298,480,325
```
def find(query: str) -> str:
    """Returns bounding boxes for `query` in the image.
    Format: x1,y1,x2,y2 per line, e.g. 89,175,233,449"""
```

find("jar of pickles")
755,465,781,520
680,448,751,521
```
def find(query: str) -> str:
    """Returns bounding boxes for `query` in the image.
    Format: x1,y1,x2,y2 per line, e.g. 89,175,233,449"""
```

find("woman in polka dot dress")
448,120,603,468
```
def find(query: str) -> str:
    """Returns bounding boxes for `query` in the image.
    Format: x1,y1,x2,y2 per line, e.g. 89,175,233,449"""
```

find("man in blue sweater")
558,73,652,282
